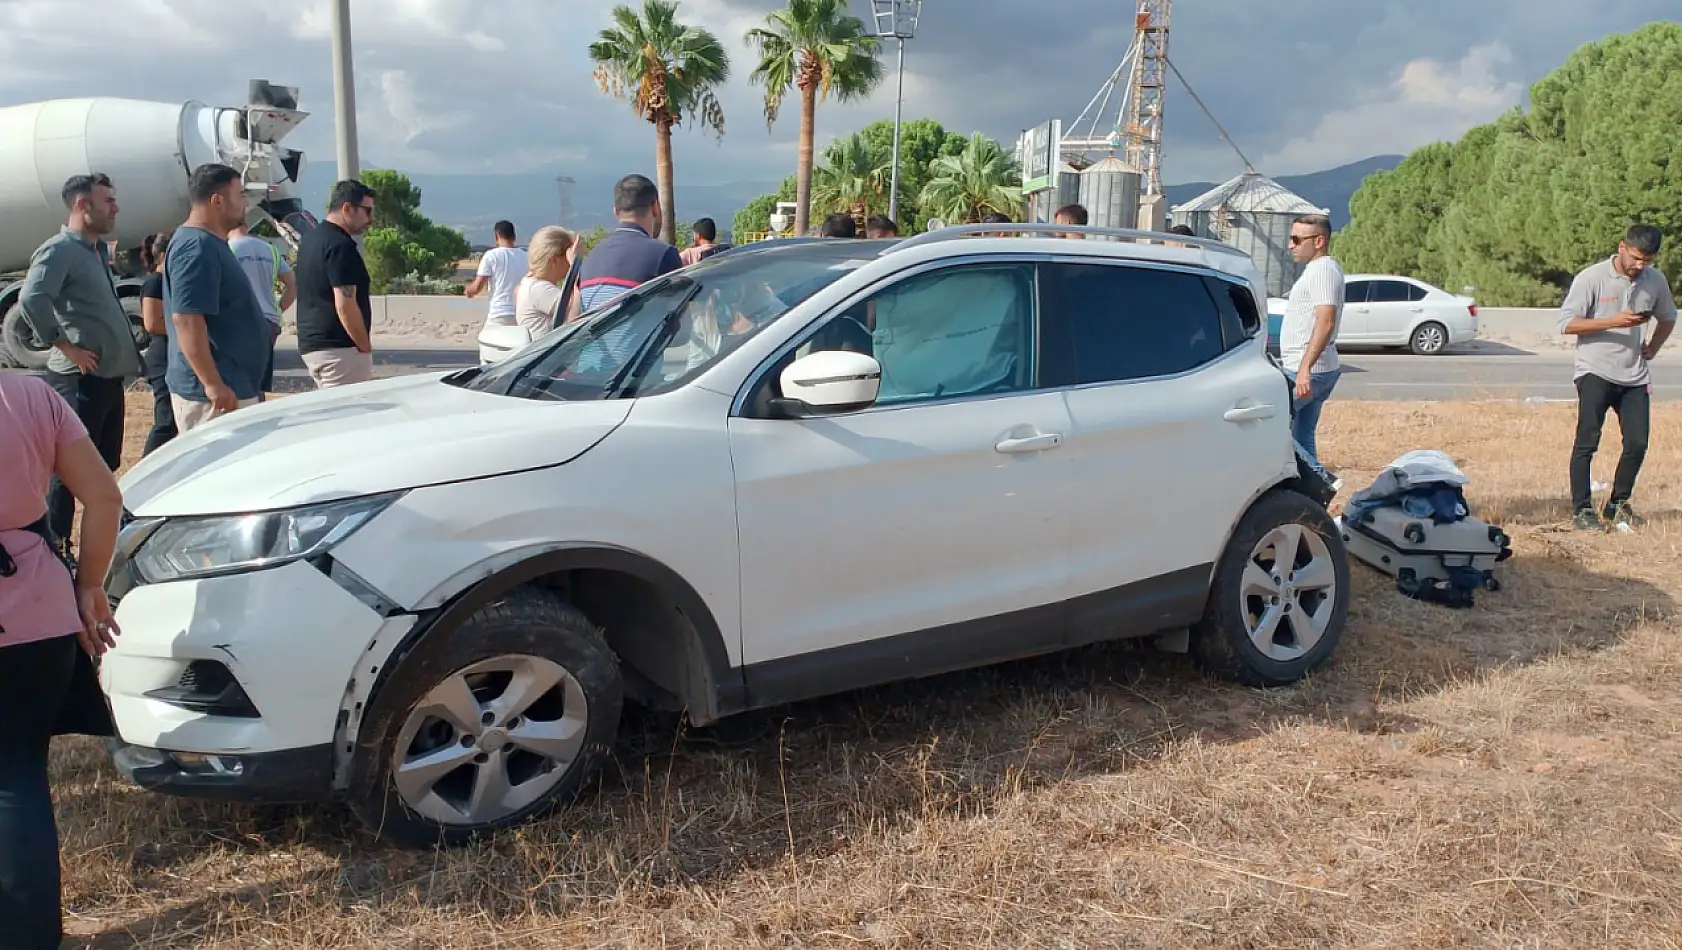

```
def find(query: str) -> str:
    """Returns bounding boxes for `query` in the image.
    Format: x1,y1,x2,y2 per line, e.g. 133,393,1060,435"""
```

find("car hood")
122,372,632,517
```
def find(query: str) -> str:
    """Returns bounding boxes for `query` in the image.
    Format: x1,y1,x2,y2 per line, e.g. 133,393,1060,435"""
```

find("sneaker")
1573,507,1606,531
1604,501,1644,530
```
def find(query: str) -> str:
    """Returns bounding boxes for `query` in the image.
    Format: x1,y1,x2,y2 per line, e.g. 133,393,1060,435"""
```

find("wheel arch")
333,544,743,788
1209,474,1324,590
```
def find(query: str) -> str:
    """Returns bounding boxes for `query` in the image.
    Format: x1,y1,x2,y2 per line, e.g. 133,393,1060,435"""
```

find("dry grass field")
48,392,1682,948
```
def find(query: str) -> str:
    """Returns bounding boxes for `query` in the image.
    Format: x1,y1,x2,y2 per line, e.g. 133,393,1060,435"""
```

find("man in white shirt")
465,220,528,333
1277,213,1345,465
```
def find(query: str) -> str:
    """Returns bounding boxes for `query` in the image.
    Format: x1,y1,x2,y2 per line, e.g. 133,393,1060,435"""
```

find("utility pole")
330,0,360,183
872,1,921,226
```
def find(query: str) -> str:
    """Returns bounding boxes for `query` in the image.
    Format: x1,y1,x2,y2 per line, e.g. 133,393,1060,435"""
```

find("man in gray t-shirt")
1558,223,1678,530
228,222,296,400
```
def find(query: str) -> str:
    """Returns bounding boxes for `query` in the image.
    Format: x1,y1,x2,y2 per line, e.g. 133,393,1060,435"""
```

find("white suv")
101,226,1350,846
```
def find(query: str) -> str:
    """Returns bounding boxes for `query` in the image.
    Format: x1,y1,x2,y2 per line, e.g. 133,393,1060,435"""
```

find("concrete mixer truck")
0,80,317,370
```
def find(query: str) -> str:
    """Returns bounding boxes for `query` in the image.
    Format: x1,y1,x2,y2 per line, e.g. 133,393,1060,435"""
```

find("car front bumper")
106,738,335,803
101,552,416,799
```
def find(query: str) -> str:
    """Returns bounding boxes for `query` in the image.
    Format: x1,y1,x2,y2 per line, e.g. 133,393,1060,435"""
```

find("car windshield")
455,242,881,401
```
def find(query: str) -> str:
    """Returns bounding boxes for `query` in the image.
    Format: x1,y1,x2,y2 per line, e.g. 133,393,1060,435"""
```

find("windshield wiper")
602,283,701,399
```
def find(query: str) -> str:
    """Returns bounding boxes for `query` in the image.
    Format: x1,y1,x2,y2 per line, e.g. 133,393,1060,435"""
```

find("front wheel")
347,587,622,848
1409,321,1448,356
1192,490,1350,687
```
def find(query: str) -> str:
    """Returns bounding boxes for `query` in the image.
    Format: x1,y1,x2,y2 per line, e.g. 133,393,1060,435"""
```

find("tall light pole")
330,0,360,183
872,0,921,226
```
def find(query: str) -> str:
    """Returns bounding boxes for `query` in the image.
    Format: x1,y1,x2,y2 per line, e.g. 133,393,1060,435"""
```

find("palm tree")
589,0,730,245
812,133,889,223
918,133,1024,224
746,0,884,236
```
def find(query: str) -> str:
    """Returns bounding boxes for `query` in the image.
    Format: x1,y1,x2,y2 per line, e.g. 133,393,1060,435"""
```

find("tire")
2,299,52,371
120,295,150,390
347,587,622,848
1192,489,1350,687
121,295,150,349
1409,321,1448,356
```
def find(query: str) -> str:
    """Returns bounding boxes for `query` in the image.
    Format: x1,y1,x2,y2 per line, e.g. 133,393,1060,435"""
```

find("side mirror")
771,350,881,417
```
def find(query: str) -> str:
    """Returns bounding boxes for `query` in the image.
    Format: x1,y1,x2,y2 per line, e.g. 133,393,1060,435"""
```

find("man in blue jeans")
1278,213,1346,464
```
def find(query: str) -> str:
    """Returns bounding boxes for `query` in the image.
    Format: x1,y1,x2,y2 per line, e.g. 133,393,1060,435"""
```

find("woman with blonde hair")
514,225,577,342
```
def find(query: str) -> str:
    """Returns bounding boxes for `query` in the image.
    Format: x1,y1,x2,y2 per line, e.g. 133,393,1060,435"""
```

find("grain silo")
1077,156,1143,233
1027,163,1083,223
1171,171,1328,297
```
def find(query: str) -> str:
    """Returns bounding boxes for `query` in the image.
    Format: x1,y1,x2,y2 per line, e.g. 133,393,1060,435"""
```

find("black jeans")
45,372,125,547
141,336,177,457
1571,373,1651,511
0,635,77,950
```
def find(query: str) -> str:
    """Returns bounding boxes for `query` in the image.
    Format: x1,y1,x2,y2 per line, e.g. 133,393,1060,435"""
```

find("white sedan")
1267,275,1479,355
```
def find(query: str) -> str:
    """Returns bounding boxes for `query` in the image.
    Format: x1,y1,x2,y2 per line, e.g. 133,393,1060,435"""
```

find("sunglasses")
1289,234,1323,246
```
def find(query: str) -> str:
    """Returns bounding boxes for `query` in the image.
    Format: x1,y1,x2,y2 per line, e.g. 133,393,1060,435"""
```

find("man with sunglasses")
1278,213,1345,465
294,179,378,389
1559,223,1676,531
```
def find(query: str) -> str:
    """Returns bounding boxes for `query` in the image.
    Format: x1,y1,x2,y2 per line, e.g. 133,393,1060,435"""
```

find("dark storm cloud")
0,0,1673,187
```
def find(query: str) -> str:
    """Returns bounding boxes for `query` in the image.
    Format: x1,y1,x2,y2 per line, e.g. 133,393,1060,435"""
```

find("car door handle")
1408,307,1424,312
1224,403,1277,422
995,433,1063,454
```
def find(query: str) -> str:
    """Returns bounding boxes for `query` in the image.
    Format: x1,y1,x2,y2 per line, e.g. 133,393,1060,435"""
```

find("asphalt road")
1334,347,1682,401
264,340,1682,402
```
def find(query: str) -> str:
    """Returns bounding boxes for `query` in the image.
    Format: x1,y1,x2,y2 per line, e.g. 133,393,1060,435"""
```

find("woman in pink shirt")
0,371,123,949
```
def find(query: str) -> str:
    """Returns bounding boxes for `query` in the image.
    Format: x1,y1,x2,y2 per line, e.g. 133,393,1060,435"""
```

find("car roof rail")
885,222,1252,260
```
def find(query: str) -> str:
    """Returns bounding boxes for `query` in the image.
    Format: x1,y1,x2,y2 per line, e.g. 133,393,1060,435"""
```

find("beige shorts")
172,394,261,433
301,347,375,389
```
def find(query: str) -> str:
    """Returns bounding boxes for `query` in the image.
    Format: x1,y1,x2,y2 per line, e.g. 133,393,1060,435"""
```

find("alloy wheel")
1238,523,1338,663
390,655,589,827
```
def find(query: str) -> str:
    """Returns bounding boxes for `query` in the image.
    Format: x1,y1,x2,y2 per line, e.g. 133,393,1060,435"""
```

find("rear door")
1338,279,1375,341
1039,259,1292,647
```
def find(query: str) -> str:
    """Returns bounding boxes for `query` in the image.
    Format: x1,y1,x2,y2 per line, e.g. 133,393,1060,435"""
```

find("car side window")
1369,280,1411,303
763,262,1038,411
1344,280,1371,304
1203,274,1262,351
1404,282,1428,302
1040,262,1227,386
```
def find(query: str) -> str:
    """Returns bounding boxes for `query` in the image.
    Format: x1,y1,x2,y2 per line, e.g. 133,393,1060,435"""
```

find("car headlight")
132,493,401,584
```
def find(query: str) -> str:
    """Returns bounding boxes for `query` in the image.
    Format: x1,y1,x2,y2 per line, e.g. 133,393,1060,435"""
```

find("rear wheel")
2,298,51,371
1192,490,1349,687
348,587,622,848
1409,321,1448,356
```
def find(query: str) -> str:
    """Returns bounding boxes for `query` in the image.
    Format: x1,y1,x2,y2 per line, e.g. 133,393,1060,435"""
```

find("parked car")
101,226,1351,847
1266,275,1478,355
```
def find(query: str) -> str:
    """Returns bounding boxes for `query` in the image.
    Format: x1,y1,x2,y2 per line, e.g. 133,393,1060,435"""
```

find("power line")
1165,56,1255,174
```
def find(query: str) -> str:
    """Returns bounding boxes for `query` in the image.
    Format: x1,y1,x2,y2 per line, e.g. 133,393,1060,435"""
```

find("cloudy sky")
0,0,1670,192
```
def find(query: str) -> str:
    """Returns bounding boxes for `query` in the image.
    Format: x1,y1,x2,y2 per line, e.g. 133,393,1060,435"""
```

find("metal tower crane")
1060,1,1171,194
1060,1,1254,198
1123,0,1170,195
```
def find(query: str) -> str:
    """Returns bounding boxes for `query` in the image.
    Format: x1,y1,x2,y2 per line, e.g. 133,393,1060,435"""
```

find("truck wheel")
1192,490,1350,687
2,300,52,371
120,296,150,389
121,295,150,349
347,587,622,849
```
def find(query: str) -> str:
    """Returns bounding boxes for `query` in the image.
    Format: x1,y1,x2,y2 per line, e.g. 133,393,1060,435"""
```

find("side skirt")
742,564,1213,710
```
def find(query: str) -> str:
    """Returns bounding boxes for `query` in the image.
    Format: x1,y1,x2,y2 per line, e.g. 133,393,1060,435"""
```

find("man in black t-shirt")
294,179,376,388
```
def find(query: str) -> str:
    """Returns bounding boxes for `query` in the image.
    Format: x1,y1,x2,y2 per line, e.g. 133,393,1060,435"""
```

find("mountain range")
301,154,1404,246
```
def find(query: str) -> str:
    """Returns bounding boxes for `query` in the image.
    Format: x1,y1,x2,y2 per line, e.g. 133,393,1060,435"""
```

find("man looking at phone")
1559,223,1677,530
